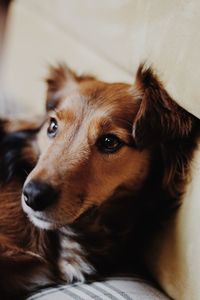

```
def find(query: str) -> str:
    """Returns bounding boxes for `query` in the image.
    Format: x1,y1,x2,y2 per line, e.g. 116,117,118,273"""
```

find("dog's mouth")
21,193,61,230
29,214,60,230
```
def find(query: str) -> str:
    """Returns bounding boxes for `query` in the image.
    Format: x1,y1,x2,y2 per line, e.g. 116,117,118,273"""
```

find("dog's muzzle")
23,180,58,211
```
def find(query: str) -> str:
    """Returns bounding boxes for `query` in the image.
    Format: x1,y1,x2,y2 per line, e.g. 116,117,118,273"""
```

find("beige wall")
2,1,200,299
3,0,200,117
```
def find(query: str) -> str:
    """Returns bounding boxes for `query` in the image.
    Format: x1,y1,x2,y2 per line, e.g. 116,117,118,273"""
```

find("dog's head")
22,64,194,230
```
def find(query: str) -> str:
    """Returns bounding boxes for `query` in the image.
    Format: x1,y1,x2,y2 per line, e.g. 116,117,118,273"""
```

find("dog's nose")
23,180,58,211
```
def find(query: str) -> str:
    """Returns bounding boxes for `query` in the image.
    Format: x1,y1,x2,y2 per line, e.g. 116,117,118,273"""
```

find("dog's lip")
33,215,53,223
28,214,58,230
32,214,63,227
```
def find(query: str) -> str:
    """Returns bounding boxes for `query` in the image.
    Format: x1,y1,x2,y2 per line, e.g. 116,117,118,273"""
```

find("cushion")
27,277,170,300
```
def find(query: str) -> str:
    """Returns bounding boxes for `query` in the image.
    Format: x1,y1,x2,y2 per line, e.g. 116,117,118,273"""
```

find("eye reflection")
96,134,124,153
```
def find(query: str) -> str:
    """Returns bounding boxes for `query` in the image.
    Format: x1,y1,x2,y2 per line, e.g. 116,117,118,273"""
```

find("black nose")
23,180,58,211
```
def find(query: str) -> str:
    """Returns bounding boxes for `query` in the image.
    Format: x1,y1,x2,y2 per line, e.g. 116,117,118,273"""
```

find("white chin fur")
29,215,55,230
22,196,55,230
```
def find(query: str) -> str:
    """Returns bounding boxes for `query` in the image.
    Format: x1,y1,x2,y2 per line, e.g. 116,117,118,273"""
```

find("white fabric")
28,277,170,300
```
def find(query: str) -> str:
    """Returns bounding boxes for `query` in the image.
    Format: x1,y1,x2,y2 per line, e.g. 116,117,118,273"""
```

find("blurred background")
1,0,200,116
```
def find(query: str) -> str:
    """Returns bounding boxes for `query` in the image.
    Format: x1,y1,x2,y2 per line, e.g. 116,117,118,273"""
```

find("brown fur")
0,63,199,299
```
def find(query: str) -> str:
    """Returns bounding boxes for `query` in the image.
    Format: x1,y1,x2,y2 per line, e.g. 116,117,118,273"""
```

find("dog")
0,64,199,299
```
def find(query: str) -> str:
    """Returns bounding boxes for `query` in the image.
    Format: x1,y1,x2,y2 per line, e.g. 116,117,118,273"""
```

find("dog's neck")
64,184,151,276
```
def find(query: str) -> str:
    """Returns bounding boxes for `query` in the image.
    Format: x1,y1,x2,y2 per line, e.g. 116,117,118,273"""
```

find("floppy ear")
46,63,96,111
132,64,194,148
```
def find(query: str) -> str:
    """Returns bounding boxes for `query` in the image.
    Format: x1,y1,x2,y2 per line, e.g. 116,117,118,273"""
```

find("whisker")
23,169,29,176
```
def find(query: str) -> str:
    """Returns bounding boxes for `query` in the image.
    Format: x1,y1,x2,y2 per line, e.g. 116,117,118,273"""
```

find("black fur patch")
0,128,38,184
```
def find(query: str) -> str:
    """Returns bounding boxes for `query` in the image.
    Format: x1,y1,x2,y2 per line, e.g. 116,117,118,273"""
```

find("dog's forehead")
80,81,134,105
57,80,137,122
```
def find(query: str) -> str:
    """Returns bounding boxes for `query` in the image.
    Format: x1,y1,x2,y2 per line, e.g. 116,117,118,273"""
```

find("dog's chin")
22,198,60,230
29,214,56,230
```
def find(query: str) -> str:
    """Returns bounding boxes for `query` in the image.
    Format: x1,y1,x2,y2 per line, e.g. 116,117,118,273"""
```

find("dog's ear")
46,63,95,111
132,64,194,148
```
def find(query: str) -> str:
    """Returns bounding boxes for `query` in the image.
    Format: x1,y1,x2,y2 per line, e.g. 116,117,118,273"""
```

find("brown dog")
0,64,199,299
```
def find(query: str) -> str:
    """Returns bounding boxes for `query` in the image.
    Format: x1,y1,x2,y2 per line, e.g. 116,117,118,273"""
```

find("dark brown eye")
97,134,124,153
47,118,58,138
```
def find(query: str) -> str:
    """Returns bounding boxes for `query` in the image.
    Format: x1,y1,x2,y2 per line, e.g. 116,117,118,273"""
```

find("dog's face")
22,65,151,229
22,64,193,230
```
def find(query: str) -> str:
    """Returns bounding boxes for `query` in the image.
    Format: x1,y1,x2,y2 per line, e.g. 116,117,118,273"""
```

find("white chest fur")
58,227,94,283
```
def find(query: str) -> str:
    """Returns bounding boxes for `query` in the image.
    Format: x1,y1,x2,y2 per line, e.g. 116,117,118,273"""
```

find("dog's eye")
97,134,124,153
47,118,58,138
